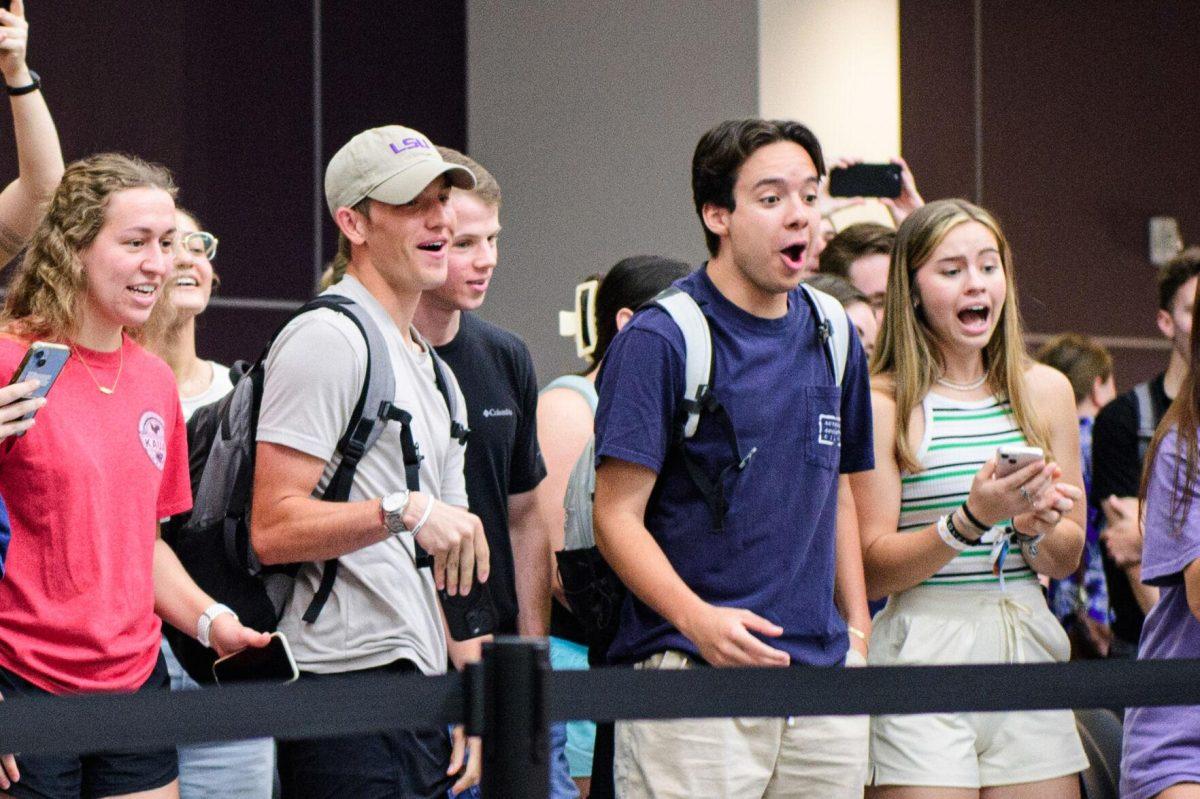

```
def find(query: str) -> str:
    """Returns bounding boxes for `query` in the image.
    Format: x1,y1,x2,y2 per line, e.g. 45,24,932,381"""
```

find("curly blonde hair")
2,153,178,344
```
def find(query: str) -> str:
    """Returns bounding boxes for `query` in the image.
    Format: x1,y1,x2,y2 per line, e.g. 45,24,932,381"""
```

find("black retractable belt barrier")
547,657,1200,722
0,669,463,756
481,637,550,799
2,644,1200,798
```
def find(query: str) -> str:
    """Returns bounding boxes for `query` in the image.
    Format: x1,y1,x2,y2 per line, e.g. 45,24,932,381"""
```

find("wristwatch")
381,489,411,536
196,602,237,649
7,70,40,96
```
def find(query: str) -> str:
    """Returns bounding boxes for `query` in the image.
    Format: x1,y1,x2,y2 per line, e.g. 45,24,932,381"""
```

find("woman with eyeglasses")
154,209,234,418
150,208,276,799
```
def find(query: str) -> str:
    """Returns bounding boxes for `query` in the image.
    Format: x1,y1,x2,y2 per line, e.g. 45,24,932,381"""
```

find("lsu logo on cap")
389,137,431,155
139,411,167,470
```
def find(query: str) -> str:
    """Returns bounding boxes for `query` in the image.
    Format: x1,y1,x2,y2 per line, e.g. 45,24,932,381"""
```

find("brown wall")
900,0,1200,390
0,2,466,367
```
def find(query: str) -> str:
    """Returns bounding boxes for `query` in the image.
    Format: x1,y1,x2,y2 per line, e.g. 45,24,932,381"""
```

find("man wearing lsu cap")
251,125,489,797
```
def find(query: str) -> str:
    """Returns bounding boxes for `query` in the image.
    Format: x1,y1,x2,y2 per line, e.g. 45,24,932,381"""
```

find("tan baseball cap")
324,125,476,217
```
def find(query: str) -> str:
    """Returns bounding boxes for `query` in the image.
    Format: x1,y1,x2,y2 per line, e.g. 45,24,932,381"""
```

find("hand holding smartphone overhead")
211,632,298,685
994,445,1044,478
828,163,903,198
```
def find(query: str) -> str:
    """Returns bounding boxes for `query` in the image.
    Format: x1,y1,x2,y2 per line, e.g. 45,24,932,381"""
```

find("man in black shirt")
413,148,550,639
1091,248,1200,657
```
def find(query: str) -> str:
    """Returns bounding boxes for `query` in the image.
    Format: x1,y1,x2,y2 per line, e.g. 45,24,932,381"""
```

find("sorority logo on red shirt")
139,411,167,471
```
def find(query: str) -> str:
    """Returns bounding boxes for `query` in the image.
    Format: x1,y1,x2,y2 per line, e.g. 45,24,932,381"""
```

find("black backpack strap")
428,344,470,445
671,389,755,532
296,295,401,624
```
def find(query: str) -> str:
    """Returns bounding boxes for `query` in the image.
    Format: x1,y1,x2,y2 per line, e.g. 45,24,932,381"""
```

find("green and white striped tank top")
898,392,1036,587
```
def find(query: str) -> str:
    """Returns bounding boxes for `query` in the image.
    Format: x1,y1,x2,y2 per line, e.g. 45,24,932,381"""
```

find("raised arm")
0,0,63,262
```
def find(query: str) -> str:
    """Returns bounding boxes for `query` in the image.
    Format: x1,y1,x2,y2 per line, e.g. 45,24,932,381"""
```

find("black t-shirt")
435,313,547,633
1090,372,1171,649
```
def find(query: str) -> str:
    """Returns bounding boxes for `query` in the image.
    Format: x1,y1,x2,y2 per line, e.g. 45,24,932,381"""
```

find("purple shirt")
594,266,874,667
1121,427,1200,799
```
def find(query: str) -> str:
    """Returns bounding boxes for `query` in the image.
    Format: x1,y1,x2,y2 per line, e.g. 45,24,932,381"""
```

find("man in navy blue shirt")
593,119,874,797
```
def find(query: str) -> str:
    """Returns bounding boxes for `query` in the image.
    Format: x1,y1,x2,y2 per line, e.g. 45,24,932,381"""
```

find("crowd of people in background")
0,4,1196,799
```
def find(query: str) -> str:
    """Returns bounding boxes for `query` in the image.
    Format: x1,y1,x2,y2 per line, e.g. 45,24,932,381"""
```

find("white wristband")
937,514,970,552
196,602,237,649
409,495,436,539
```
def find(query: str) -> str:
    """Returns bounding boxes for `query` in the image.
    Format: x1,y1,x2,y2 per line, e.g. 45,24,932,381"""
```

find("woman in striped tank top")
853,200,1089,798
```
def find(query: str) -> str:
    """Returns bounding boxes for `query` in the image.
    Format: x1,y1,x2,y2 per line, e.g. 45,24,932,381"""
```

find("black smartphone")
8,341,69,423
211,632,299,685
828,163,903,198
441,580,498,641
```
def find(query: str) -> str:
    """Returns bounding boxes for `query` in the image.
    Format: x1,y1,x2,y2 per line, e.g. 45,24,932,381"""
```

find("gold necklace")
72,342,123,395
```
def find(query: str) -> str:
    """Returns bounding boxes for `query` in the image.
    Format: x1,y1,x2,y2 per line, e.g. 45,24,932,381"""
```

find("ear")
334,205,370,246
1087,375,1105,408
1156,307,1175,340
615,307,635,331
701,202,732,242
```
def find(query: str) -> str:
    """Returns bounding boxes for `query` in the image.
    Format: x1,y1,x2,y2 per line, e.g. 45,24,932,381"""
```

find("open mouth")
173,277,199,288
128,285,157,297
780,243,807,268
417,240,446,253
957,304,991,331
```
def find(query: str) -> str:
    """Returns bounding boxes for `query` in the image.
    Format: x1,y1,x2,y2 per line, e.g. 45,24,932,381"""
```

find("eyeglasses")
179,231,218,261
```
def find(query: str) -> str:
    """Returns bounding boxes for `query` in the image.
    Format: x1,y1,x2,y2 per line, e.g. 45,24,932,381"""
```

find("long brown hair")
872,199,1050,473
1140,276,1200,534
2,153,178,344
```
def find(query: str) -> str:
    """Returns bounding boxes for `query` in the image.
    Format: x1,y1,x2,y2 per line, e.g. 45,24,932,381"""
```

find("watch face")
382,492,406,514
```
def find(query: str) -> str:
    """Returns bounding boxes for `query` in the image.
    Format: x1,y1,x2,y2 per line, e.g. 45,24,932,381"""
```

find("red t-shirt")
0,334,191,694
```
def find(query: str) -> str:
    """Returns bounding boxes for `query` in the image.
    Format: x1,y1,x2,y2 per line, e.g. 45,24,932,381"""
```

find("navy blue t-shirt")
594,266,874,667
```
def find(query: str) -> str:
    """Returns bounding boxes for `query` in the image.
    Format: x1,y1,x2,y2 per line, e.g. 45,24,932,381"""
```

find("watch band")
196,602,237,649
7,70,40,97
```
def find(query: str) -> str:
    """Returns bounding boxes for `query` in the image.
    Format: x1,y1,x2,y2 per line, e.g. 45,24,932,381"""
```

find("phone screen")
211,632,298,685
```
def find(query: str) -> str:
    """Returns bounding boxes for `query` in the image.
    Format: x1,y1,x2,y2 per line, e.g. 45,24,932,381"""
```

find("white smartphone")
211,631,298,685
994,445,1044,478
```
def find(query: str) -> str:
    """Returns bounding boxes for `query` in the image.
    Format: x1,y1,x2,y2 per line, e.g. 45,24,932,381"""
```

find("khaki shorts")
614,650,868,798
867,582,1088,789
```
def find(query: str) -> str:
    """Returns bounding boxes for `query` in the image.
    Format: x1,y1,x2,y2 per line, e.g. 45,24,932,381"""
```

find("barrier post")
481,637,550,798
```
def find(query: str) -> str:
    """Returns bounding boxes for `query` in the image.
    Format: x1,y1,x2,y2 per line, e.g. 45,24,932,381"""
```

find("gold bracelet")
847,625,868,641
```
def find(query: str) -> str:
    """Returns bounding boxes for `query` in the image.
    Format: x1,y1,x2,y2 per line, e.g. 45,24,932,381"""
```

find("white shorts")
867,582,1088,789
614,650,868,798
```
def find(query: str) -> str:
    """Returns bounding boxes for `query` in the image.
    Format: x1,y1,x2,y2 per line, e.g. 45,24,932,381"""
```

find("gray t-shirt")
257,276,468,676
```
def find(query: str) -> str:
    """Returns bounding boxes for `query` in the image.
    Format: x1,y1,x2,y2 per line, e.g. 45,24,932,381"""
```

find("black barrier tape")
0,670,463,756
548,658,1200,722
1,657,1199,756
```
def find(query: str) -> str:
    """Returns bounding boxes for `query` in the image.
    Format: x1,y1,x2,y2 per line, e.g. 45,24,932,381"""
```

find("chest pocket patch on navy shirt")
803,385,842,471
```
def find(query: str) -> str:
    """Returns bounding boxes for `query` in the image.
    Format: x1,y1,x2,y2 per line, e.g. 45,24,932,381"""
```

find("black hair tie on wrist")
960,500,989,532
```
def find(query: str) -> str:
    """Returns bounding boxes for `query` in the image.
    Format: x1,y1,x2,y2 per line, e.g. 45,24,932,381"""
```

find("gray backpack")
555,284,850,644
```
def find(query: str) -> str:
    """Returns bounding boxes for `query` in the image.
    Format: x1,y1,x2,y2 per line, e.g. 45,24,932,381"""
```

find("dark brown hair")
819,222,895,279
1157,246,1200,312
1035,333,1113,405
692,119,824,256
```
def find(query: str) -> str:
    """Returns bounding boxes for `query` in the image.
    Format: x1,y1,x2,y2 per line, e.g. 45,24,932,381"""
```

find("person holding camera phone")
250,125,488,798
0,153,271,798
853,199,1087,797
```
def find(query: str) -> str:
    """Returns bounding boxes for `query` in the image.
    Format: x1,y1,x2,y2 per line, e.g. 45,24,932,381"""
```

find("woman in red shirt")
0,153,268,799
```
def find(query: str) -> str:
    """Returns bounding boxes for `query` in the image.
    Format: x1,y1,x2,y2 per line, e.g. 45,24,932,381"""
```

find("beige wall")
759,0,901,162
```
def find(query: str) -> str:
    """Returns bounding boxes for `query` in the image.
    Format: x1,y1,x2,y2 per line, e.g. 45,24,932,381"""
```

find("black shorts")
0,652,178,799
277,659,454,799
